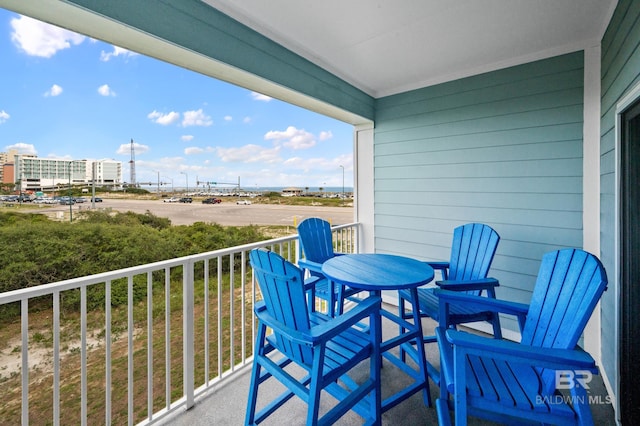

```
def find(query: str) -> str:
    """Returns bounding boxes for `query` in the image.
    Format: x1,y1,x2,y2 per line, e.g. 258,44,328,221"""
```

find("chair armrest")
254,304,318,345
427,261,450,280
303,276,320,291
436,277,499,291
298,258,323,274
254,296,382,346
437,289,529,316
309,296,381,342
445,329,597,371
438,289,528,330
428,261,449,270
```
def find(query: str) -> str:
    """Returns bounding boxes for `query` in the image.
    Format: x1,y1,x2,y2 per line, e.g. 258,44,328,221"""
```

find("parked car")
33,197,56,204
163,197,180,203
202,197,222,204
236,199,252,205
91,197,103,202
74,197,87,203
179,197,193,203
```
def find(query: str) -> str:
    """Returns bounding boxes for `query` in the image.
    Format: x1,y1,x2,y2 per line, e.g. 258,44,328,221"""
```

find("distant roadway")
33,199,355,227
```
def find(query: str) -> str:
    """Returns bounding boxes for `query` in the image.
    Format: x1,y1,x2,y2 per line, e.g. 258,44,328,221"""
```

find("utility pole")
339,165,345,206
129,139,136,187
91,161,96,209
180,171,189,195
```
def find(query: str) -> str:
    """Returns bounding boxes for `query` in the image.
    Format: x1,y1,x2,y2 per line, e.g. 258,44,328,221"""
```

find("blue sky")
0,10,354,190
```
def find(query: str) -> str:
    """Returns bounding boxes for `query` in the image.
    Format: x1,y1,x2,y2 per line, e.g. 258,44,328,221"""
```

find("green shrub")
0,211,267,315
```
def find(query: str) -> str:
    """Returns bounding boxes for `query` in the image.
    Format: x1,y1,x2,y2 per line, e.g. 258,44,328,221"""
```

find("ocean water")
257,186,353,193
174,186,353,194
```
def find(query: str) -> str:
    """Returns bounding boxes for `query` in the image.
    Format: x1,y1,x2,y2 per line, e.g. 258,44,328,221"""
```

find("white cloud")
148,110,180,126
182,109,213,127
181,135,194,142
185,147,204,155
100,46,138,62
116,142,149,155
243,116,252,124
0,110,9,123
97,84,116,97
319,131,333,141
264,126,316,150
44,84,63,97
250,92,272,102
224,115,233,122
10,15,85,58
216,144,281,164
5,142,37,155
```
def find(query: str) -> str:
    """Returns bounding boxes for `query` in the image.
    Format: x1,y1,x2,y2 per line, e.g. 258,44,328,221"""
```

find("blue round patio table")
322,253,435,412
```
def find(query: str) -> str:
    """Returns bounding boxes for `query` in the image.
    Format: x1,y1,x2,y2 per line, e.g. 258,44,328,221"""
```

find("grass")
0,267,258,425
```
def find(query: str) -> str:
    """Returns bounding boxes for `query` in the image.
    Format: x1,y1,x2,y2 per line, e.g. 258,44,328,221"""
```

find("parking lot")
28,198,354,227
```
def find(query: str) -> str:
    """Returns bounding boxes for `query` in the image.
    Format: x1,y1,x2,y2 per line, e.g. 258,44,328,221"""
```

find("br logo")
555,370,593,389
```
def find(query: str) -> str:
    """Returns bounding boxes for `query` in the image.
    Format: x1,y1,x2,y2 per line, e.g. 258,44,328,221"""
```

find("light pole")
164,176,174,194
339,165,345,205
153,170,160,196
68,160,75,222
91,161,96,210
180,171,189,195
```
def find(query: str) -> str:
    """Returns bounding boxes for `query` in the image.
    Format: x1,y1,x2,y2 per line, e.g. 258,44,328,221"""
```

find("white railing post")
127,276,134,426
21,299,29,426
53,291,60,426
81,286,87,426
105,280,112,425
183,258,195,409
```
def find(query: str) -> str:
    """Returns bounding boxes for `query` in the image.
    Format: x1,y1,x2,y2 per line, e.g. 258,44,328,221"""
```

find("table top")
322,253,434,291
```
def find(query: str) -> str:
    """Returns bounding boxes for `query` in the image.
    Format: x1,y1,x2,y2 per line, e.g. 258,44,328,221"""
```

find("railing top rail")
0,222,358,305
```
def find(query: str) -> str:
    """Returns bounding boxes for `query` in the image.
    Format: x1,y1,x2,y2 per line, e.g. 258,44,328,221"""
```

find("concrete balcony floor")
169,304,616,425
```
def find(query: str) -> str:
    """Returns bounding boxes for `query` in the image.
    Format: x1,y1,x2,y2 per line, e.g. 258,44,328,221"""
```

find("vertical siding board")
373,51,584,322
600,0,640,397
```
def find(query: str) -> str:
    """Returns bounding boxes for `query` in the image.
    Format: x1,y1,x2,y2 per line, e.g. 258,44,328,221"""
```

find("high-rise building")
0,148,19,184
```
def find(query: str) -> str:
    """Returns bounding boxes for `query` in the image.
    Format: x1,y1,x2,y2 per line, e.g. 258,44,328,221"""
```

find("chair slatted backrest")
298,217,335,265
249,249,313,365
448,223,500,285
520,249,608,393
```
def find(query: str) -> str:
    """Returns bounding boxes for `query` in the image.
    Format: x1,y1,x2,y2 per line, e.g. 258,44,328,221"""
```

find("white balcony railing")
0,222,359,425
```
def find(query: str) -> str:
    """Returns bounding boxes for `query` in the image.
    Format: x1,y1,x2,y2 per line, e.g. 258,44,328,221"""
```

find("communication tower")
129,138,136,187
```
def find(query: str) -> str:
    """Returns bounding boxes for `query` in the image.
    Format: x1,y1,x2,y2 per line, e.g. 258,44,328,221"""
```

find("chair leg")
328,280,337,317
398,295,408,363
307,351,325,426
571,381,595,425
491,314,502,340
409,287,432,407
245,326,267,425
336,284,345,315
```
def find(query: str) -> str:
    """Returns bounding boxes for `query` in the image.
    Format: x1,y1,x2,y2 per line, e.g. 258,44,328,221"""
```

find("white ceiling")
203,0,617,98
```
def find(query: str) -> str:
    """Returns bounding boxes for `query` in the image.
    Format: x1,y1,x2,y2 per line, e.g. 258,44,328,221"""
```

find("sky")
0,10,354,191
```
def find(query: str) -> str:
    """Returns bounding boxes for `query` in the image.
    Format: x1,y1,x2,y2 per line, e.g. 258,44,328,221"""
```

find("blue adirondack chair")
435,248,608,426
398,223,502,366
246,248,382,425
297,217,361,315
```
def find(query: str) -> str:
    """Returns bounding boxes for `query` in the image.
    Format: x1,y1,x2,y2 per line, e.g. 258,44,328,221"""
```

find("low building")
281,187,303,197
12,156,123,192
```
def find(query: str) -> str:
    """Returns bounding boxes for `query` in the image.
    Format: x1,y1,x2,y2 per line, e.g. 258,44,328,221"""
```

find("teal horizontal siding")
600,0,640,394
374,52,584,314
